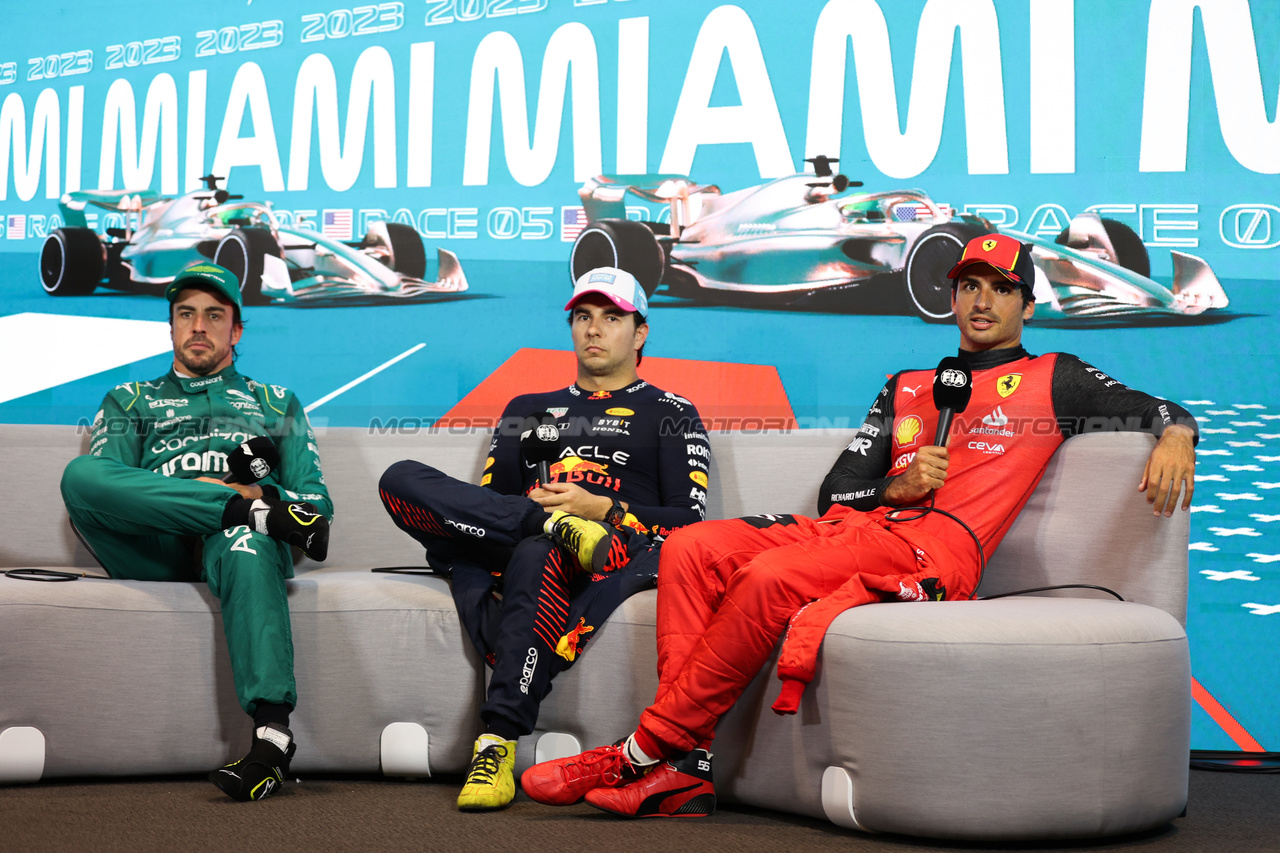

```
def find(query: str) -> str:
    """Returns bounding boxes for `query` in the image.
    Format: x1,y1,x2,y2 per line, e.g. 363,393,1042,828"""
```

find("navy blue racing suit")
379,379,709,738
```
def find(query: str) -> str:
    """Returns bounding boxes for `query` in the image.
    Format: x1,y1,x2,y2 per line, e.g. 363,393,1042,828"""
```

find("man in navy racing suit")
379,266,710,810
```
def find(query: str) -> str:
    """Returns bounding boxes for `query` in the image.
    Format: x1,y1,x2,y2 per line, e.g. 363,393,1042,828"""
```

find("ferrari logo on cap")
983,239,998,252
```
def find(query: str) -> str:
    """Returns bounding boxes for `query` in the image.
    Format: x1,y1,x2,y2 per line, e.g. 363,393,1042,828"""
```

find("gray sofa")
0,424,1190,840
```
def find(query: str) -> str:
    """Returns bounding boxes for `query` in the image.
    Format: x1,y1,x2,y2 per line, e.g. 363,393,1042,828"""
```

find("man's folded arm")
819,374,899,516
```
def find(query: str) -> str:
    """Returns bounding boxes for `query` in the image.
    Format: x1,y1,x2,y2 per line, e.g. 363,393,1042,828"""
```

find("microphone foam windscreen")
230,436,280,483
519,411,561,465
933,357,973,413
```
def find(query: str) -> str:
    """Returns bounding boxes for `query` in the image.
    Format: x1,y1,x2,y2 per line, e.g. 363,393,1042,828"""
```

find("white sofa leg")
0,727,46,784
534,732,582,764
821,766,866,831
380,723,431,778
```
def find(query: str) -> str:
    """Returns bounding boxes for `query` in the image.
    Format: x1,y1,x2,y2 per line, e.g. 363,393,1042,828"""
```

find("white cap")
566,267,648,319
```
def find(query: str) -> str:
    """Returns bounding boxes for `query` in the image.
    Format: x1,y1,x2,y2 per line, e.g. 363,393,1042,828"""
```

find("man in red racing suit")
520,233,1199,818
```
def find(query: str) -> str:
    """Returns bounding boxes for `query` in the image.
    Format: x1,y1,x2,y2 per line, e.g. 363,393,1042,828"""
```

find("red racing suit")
636,346,1197,755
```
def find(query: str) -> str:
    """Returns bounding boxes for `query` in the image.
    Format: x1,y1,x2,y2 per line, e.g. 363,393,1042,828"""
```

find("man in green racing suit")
59,263,332,802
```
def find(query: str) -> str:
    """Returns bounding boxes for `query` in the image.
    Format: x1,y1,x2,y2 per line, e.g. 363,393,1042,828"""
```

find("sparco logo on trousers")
444,518,486,537
519,647,538,694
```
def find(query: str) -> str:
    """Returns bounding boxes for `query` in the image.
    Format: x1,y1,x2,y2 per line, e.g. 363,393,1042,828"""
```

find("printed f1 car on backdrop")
0,0,1277,752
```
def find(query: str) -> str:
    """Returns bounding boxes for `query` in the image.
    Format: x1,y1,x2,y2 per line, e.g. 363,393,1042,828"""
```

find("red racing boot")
520,740,642,805
584,749,715,818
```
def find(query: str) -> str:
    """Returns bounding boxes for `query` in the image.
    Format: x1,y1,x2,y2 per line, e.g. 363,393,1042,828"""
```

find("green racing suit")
60,365,333,715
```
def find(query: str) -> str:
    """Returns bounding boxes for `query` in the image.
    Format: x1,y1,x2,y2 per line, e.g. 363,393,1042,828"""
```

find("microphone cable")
885,494,987,598
884,496,1123,602
4,569,110,582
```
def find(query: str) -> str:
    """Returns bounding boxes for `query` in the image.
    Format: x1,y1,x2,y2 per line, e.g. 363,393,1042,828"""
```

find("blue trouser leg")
378,458,661,737
479,532,661,736
378,460,543,548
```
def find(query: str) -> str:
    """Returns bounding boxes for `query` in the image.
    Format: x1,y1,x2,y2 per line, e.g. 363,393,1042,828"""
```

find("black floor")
2,769,1278,853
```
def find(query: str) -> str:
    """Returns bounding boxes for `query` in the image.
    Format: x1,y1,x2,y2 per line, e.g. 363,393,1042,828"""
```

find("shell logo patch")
690,470,708,487
996,373,1022,398
895,415,924,448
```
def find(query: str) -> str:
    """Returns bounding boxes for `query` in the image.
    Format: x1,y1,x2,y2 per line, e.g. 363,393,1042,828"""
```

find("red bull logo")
549,456,620,490
549,456,609,477
555,618,595,661
621,513,648,536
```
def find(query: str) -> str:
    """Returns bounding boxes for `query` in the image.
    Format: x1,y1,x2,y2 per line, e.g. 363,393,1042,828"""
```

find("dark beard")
176,343,223,376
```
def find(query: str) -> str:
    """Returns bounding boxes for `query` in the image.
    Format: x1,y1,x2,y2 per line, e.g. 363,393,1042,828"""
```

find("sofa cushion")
0,567,484,777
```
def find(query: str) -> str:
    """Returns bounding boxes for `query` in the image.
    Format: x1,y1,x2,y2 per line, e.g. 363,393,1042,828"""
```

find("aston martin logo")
982,239,998,252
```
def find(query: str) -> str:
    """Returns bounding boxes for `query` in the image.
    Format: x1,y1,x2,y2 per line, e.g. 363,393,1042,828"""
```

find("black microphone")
224,436,281,484
519,411,561,487
932,357,973,446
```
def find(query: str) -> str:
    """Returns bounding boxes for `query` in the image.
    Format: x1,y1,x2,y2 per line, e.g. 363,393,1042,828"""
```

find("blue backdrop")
1,0,1277,751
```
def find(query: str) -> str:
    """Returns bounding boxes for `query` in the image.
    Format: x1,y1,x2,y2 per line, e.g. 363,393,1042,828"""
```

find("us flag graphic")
6,214,26,240
561,207,588,242
893,203,927,222
322,209,353,240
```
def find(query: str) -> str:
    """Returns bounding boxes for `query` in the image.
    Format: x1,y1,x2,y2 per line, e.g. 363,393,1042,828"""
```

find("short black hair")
566,308,647,366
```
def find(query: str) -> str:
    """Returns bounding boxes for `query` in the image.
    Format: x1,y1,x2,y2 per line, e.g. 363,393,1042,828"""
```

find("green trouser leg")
61,455,235,578
61,454,297,714
202,526,297,715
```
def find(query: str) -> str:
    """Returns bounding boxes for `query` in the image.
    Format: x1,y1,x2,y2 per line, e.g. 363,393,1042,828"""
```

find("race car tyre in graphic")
364,221,427,279
214,227,284,305
904,222,987,322
660,265,703,299
631,221,704,299
382,222,427,279
40,228,103,296
103,242,133,291
570,219,665,298
1056,218,1151,279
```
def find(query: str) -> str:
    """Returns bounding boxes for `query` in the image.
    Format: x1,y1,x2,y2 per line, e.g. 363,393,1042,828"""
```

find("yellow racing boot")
544,510,617,573
458,735,517,811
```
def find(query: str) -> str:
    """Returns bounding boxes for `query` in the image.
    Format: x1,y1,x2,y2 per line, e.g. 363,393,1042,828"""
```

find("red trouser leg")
651,516,832,705
640,513,918,755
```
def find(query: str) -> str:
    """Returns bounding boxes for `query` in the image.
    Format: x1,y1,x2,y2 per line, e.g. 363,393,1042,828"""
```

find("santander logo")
982,406,1009,427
